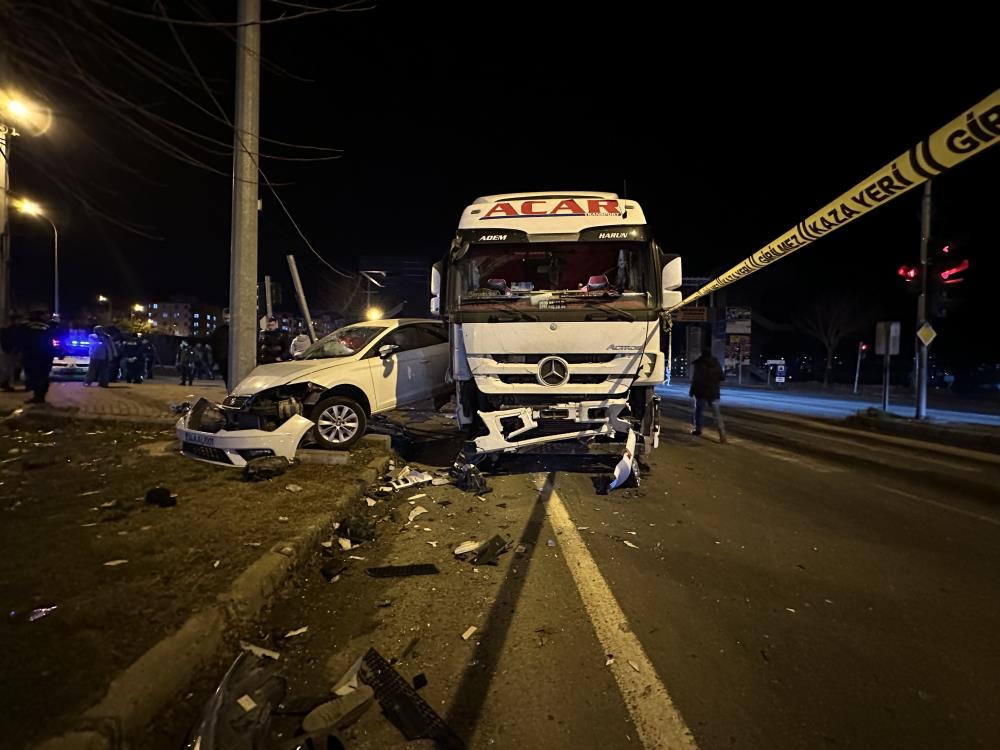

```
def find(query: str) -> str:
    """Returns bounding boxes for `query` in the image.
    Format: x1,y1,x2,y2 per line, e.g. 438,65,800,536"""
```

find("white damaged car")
177,319,450,466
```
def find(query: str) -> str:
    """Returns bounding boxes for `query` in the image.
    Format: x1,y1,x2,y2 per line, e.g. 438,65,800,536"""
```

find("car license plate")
186,432,215,447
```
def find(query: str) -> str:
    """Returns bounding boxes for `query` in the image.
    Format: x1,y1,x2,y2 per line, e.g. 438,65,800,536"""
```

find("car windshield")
301,325,384,359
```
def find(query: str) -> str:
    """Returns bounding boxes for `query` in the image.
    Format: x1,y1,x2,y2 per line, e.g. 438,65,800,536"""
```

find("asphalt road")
148,403,1000,749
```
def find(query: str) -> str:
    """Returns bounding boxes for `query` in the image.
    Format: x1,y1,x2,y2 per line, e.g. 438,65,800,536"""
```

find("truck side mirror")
661,257,683,309
430,264,442,316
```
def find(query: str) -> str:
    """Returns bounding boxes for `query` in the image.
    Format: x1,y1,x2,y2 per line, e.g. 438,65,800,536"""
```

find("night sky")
5,4,998,363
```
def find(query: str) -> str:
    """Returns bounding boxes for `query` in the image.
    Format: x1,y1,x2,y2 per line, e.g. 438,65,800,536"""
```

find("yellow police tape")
668,88,1000,311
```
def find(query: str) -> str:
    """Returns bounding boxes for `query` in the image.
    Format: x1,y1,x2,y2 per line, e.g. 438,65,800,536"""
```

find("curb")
34,450,393,750
844,414,1000,454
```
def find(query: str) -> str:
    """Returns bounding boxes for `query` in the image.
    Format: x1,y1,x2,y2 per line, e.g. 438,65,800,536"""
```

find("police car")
51,331,90,380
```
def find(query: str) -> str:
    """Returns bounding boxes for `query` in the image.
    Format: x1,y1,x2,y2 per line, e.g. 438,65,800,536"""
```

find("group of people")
258,317,312,364
84,326,158,387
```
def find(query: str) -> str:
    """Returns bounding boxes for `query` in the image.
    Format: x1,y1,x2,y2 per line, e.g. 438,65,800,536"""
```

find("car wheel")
311,396,367,450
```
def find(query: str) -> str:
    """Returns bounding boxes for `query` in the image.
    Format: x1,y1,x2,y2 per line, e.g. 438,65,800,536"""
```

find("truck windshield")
301,326,383,359
452,241,653,312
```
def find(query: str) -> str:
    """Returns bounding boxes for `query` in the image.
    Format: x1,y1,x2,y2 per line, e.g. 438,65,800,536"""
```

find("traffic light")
897,265,919,282
930,242,969,318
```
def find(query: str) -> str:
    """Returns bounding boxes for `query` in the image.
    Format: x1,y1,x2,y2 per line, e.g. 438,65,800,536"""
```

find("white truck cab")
433,191,682,469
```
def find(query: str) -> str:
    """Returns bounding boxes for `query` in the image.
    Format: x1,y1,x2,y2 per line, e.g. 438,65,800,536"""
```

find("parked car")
176,319,450,466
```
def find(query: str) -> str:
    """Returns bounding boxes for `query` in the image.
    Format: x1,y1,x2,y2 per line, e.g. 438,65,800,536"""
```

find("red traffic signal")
938,258,968,284
897,265,919,282
859,342,869,352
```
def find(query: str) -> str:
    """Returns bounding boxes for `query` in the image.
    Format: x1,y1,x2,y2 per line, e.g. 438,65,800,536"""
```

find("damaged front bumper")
176,411,315,467
473,399,634,454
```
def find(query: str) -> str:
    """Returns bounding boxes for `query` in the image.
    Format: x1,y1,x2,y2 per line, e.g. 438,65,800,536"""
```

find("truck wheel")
311,396,367,450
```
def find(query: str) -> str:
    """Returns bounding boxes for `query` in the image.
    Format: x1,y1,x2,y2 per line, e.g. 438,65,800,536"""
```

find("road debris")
285,484,303,493
461,626,477,641
337,538,353,551
453,540,483,557
366,564,439,578
320,561,346,582
103,559,128,567
302,684,375,733
9,605,58,623
623,540,639,549
244,455,289,481
407,505,428,524
605,655,615,666
284,626,309,639
240,642,281,661
471,535,512,566
628,660,640,673
409,493,427,500
366,497,377,507
237,694,258,713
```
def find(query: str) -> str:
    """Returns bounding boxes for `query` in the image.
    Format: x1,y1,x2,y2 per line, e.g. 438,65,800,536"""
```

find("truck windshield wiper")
555,295,635,321
459,297,538,321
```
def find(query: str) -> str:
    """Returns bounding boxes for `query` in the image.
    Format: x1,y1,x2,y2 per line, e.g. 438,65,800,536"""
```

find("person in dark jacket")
21,310,56,404
85,325,116,388
210,309,229,389
257,317,288,365
120,334,144,384
139,335,157,379
176,340,196,386
689,349,727,443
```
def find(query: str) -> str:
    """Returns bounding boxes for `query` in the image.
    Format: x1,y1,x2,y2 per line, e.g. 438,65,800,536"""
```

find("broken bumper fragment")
473,399,632,454
177,412,315,467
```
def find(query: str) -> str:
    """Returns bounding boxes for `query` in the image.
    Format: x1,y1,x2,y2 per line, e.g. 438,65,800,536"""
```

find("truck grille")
499,374,609,385
491,353,618,364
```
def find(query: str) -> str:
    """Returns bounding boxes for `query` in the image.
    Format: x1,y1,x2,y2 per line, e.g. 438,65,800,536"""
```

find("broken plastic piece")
284,626,309,638
145,487,176,507
609,429,637,490
331,655,363,697
453,540,482,556
103,559,128,567
240,641,280,661
244,455,289,481
320,561,346,582
623,540,638,549
461,626,477,641
472,535,512,566
407,505,428,524
302,684,374,733
412,673,428,691
365,564,439,578
285,484,303,493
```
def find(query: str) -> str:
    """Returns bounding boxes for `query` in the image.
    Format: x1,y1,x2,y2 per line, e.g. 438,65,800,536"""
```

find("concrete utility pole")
228,0,261,387
915,180,931,420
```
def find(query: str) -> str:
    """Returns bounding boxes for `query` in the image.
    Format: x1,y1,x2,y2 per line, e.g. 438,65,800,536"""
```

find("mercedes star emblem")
536,356,570,387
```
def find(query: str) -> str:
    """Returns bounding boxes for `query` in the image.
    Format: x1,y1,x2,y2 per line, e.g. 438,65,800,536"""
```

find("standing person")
210,309,230,389
121,334,144,384
21,309,56,404
193,342,209,380
176,340,196,386
689,347,727,443
85,325,116,388
204,343,216,379
289,328,311,359
139,335,158,379
257,317,288,365
0,315,24,392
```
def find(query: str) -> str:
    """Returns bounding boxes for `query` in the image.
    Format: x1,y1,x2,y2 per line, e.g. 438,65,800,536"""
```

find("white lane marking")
726,436,843,474
539,476,698,750
739,420,981,473
874,484,1000,527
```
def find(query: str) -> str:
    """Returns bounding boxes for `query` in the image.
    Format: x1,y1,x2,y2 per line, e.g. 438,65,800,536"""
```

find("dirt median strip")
32,451,392,750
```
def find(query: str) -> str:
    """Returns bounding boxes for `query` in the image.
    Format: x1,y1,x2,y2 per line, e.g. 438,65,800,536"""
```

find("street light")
0,89,53,135
98,294,112,321
365,307,384,321
14,197,59,321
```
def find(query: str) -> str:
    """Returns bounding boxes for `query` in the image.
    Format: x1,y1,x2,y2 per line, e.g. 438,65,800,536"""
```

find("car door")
412,323,450,397
366,325,424,411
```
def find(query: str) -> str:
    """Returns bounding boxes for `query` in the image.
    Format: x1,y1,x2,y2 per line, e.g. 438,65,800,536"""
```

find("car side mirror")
661,256,683,310
379,344,399,359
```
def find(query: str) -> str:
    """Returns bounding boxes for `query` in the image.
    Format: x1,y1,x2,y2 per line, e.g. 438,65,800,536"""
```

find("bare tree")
798,297,869,386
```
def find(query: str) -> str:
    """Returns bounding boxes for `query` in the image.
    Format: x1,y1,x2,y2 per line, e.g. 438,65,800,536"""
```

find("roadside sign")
916,322,937,347
674,306,708,322
875,321,900,355
776,364,786,383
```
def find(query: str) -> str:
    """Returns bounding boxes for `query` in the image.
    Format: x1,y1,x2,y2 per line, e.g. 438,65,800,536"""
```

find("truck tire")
311,396,367,450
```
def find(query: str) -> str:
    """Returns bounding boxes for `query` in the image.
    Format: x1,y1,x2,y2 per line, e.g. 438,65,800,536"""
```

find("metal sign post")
875,322,900,411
